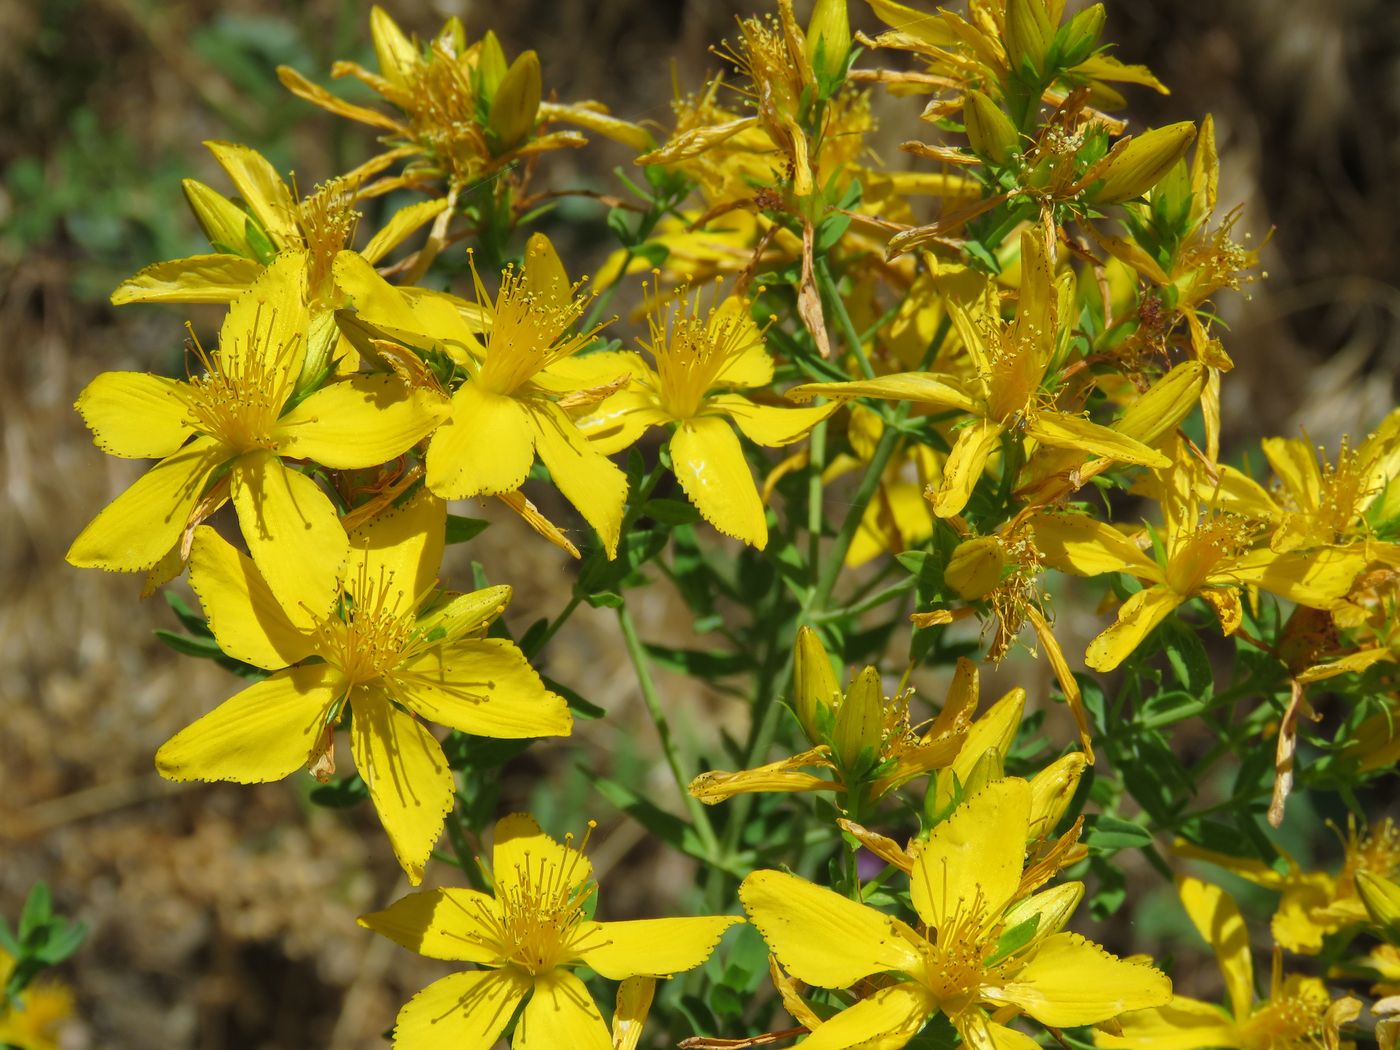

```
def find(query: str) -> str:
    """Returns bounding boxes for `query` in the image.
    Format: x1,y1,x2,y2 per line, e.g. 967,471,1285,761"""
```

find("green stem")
615,602,721,860
816,258,877,380
523,594,581,660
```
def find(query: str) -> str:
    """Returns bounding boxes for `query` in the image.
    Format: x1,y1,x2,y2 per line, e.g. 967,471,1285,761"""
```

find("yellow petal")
1095,997,1244,1050
539,101,654,153
426,384,535,498
367,5,418,85
1027,412,1171,468
76,372,193,459
988,932,1171,1025
110,255,263,305
346,491,445,619
392,639,574,739
527,401,628,557
611,976,656,1050
1117,362,1207,445
911,777,1031,929
230,452,347,623
708,394,838,448
636,116,759,165
188,525,315,669
1085,586,1183,672
391,968,531,1050
276,63,404,134
1032,513,1160,579
277,375,444,471
948,688,1026,789
492,812,593,904
155,664,339,783
361,199,451,266
1178,878,1252,1020
792,981,933,1050
739,869,927,989
960,1015,1045,1050
335,251,482,363
522,232,571,303
217,252,310,397
671,415,767,549
351,689,454,885
358,888,504,964
1092,123,1196,204
1260,437,1322,508
67,436,227,572
933,420,1003,518
515,969,611,1050
574,386,670,455
1229,549,1364,608
1025,605,1093,761
575,916,742,979
203,140,299,246
787,373,975,411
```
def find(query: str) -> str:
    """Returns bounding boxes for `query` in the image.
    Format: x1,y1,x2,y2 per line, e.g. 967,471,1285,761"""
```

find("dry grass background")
0,0,1396,1047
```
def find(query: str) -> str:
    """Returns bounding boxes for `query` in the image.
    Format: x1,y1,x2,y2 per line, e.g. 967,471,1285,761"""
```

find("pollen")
296,178,360,298
184,311,301,453
643,279,765,419
315,558,418,685
474,256,601,397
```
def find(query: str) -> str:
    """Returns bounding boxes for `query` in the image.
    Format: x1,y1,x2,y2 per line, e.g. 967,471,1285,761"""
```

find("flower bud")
793,625,839,741
1358,871,1400,942
1001,881,1084,943
1005,0,1053,76
1028,752,1087,839
488,50,542,153
1058,3,1106,67
946,535,1009,600
477,30,509,101
833,666,884,773
1092,122,1197,204
963,91,1020,165
182,179,258,259
805,0,851,85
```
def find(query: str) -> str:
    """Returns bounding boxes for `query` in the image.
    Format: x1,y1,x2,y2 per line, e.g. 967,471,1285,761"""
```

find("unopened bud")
1028,752,1087,839
1058,3,1106,67
477,30,509,101
963,90,1020,165
1093,122,1197,204
833,666,884,773
488,50,542,153
1358,871,1400,943
805,0,851,85
1005,0,1054,76
793,625,839,742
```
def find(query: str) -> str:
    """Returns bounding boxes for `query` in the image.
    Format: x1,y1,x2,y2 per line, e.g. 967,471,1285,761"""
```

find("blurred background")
1,0,1396,1046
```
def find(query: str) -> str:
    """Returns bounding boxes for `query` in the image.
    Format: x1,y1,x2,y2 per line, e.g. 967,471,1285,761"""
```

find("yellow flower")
155,494,571,884
576,286,835,549
277,7,648,195
1175,818,1400,954
337,232,631,556
789,230,1170,517
112,141,450,385
1035,439,1367,671
1096,878,1360,1050
688,627,970,806
741,778,1170,1050
0,950,73,1050
360,813,741,1049
68,256,443,618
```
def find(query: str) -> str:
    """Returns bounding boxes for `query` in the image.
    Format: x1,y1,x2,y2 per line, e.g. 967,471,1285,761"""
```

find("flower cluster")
61,1,1397,1047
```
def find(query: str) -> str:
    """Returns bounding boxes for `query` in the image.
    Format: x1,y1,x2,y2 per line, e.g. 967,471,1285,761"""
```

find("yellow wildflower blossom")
576,286,835,549
1035,439,1367,671
360,813,740,1049
68,256,443,619
1176,817,1400,955
789,231,1170,517
688,627,970,805
277,7,648,196
741,778,1170,1050
1097,878,1361,1050
0,950,73,1050
155,494,571,883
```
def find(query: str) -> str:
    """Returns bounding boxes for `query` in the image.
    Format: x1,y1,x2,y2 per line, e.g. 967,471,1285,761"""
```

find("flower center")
920,906,1001,1013
1165,512,1259,595
644,285,762,419
184,313,301,453
315,566,417,685
474,261,598,397
296,179,359,302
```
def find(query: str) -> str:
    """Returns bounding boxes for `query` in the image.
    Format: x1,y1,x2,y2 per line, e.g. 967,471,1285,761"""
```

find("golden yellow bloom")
790,231,1170,517
1097,878,1361,1050
1176,817,1400,955
155,495,571,883
1035,438,1367,671
742,778,1170,1050
577,286,835,549
277,7,647,195
68,257,443,618
360,813,740,1049
0,950,73,1050
688,627,970,805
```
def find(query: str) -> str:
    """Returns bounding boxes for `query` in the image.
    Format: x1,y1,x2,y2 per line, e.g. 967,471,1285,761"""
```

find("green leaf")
164,591,214,637
154,629,226,660
643,644,752,678
309,774,368,809
1158,619,1213,699
1084,814,1153,852
542,675,606,720
641,498,700,525
18,884,51,943
445,513,490,545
